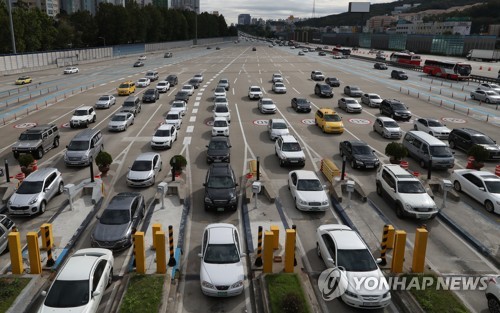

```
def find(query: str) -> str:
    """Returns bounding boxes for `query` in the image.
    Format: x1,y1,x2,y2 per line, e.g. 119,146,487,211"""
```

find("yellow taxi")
117,81,136,96
315,108,344,134
15,76,32,85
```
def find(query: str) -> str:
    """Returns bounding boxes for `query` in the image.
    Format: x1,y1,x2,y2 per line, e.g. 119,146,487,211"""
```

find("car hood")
152,135,173,143
346,102,362,108
353,154,379,163
429,126,450,133
108,120,127,127
13,140,41,148
96,100,110,106
401,193,436,208
385,126,401,133
65,150,90,158
207,148,229,157
271,129,289,137
127,170,153,180
296,190,328,203
261,104,276,109
478,144,500,152
200,261,244,286
395,109,411,114
206,188,236,201
344,269,390,295
70,116,89,121
282,151,305,158
165,120,181,125
38,304,90,313
93,222,130,242
370,99,383,104
143,94,156,99
9,193,39,206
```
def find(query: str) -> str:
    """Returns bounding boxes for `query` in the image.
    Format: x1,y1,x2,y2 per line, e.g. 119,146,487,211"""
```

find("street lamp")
194,9,198,45
8,0,16,53
98,37,106,46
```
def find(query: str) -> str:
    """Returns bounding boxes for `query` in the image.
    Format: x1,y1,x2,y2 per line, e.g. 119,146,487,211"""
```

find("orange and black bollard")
379,224,391,266
168,225,176,266
44,225,55,267
291,225,297,266
254,226,263,267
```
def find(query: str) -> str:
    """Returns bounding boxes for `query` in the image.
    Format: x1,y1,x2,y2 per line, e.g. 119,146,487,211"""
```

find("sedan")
361,93,382,108
156,81,170,93
339,140,380,169
142,88,159,103
413,118,451,139
15,76,32,85
374,62,388,70
344,85,363,97
181,84,194,96
291,97,311,113
133,61,144,67
338,97,362,113
214,86,227,98
193,74,204,83
486,277,500,313
39,248,114,313
151,124,177,149
126,152,162,187
175,91,190,102
373,117,402,139
138,55,147,60
451,169,500,214
315,84,333,98
170,100,187,116
218,79,230,91
298,51,305,56
470,89,500,104
199,223,245,297
288,170,329,211
136,78,150,88
478,83,500,93
91,193,145,249
64,67,79,74
95,95,116,109
325,77,340,87
272,82,287,94
188,78,201,89
108,112,134,132
258,98,277,114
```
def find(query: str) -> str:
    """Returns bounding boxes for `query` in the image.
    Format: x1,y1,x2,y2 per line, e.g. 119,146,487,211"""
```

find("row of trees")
0,1,237,54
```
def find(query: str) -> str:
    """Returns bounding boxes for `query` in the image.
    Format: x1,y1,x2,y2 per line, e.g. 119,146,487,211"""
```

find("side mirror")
235,183,239,187
92,290,101,297
66,145,69,149
206,145,209,148
376,258,383,264
41,290,47,297
198,253,203,258
327,257,334,264
241,253,247,257
96,215,100,220
203,183,206,186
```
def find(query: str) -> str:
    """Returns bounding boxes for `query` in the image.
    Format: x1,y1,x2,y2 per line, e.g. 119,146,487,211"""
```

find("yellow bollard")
151,223,162,250
155,231,167,274
133,232,146,274
248,160,258,177
40,223,53,250
8,232,24,274
391,230,406,274
263,231,274,274
270,225,279,250
284,229,296,273
386,225,395,249
412,227,428,273
26,232,42,274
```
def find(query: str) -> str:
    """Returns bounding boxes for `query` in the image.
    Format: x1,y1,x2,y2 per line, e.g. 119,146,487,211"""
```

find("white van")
403,131,454,169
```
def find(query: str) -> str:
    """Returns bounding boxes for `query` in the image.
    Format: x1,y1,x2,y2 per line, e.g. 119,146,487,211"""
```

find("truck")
466,49,500,62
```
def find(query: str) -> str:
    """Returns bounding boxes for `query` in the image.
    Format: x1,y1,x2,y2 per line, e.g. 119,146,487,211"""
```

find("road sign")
441,117,466,124
205,118,214,126
61,123,71,128
301,119,315,125
13,122,37,129
253,119,269,126
348,118,371,125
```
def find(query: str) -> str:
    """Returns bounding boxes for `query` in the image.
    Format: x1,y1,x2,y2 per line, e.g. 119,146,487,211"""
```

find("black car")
391,70,408,80
291,97,311,113
379,99,412,121
318,51,326,56
448,128,500,160
374,63,388,70
339,140,380,169
314,83,334,98
375,54,386,61
203,163,238,212
142,89,159,103
188,78,200,89
206,137,231,163
325,77,340,87
252,47,257,51
164,52,173,58
91,192,145,250
166,74,178,86
175,91,190,102
133,61,144,67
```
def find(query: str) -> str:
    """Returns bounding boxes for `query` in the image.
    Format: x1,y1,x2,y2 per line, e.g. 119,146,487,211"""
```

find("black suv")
448,128,500,160
165,75,178,86
325,77,340,87
379,99,412,121
12,124,60,159
206,137,231,164
203,163,238,212
391,70,408,80
142,89,159,103
374,63,388,70
291,97,311,113
314,83,334,98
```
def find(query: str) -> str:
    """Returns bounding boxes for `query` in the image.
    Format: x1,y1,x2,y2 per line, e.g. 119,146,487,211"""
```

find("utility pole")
8,0,16,54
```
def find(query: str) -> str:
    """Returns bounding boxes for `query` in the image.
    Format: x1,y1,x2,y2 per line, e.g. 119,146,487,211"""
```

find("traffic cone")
466,156,475,169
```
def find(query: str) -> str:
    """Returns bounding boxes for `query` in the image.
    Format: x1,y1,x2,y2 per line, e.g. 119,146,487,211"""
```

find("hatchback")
212,117,230,136
126,153,162,187
373,116,402,139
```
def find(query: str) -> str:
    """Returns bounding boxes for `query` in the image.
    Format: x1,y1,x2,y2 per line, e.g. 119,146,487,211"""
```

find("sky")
200,0,391,25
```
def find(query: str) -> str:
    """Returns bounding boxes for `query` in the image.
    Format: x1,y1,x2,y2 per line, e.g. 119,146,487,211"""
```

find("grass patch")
266,274,310,313
120,274,164,313
0,277,31,313
402,274,468,313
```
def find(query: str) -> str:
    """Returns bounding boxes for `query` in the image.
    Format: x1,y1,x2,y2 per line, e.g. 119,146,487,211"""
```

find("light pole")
98,36,106,46
8,0,16,54
194,9,198,45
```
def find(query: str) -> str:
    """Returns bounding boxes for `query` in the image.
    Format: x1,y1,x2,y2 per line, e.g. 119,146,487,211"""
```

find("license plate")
217,291,227,296
416,214,430,219
366,165,374,168
217,208,224,212
311,207,319,210
363,302,379,307
290,160,298,163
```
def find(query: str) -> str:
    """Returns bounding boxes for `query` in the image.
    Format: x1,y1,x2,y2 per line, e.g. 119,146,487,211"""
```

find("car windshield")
19,133,41,140
119,83,130,88
209,141,228,149
350,87,360,91
273,122,287,129
111,115,127,122
215,98,227,103
172,103,184,108
166,114,179,120
485,180,500,193
16,181,43,194
215,87,225,93
138,79,147,83
397,181,426,193
189,79,198,84
215,105,228,112
383,121,399,128
296,179,323,191
145,90,155,95
296,99,308,105
158,82,167,86
99,96,110,101
176,92,187,97
324,114,341,122
131,160,152,171
430,146,452,157
100,209,130,225
204,243,239,264
250,87,261,92
123,102,134,107
275,83,284,87
337,249,378,272
182,86,192,90
392,103,406,110
282,142,301,151
370,95,381,99
321,85,331,91
261,100,274,105
207,176,235,188
471,135,495,144
73,110,88,116
353,145,372,155
219,80,228,84
155,129,171,137
427,120,443,127
485,91,498,96
44,280,90,308
346,99,357,104
146,72,154,76
68,140,90,151
214,120,227,127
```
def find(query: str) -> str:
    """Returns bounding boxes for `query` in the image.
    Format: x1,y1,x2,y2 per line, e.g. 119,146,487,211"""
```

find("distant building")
152,0,169,8
396,19,472,35
171,0,199,12
16,0,60,16
238,14,251,25
366,15,397,33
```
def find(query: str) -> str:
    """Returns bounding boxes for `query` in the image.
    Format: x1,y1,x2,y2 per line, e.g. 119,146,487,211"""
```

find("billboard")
349,2,370,13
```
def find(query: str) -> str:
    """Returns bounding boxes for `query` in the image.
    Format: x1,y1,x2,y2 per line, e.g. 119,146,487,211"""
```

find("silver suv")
375,164,438,219
7,168,64,216
372,117,402,139
12,124,60,159
275,135,306,167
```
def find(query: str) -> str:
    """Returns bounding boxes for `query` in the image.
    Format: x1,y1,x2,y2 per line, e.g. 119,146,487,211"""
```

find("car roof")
270,118,286,123
292,170,319,180
206,223,236,245
76,106,93,110
279,134,299,142
318,108,337,114
58,253,99,280
454,169,500,180
377,116,396,122
213,116,228,121
23,168,58,181
157,124,174,131
346,140,368,146
382,164,417,180
327,228,366,250
167,110,181,116
135,152,158,161
209,136,229,143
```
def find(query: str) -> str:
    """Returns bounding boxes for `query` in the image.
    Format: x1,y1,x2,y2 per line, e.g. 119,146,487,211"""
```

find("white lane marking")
186,125,194,133
189,116,196,122
183,137,191,145
195,97,201,101
292,87,300,94
194,102,200,107
192,108,198,114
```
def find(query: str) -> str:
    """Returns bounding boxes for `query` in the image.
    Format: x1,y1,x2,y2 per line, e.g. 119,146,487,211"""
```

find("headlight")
321,200,328,205
8,200,12,205
204,196,212,203
229,196,237,203
344,289,358,298
383,291,391,298
81,155,89,161
404,203,413,210
231,280,243,288
29,197,39,205
202,281,215,289
298,199,307,205
356,160,364,165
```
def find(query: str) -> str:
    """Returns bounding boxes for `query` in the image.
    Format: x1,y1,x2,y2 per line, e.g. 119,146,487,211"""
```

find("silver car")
361,93,382,108
470,89,500,104
344,85,363,97
478,83,500,93
373,116,402,139
413,118,451,139
268,118,289,140
126,152,162,187
95,95,116,109
108,112,134,132
8,168,64,216
338,97,362,113
0,215,15,254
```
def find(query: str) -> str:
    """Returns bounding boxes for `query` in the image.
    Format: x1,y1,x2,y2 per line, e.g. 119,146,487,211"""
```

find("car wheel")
419,159,427,169
350,159,357,169
414,125,418,130
107,267,114,287
92,116,96,123
487,296,500,312
13,151,19,159
376,183,382,196
39,201,46,214
486,98,491,104
37,148,44,159
85,121,89,128
53,137,59,148
471,94,475,100
485,200,494,213
279,159,285,167
449,140,456,149
57,182,64,195
453,181,461,192
322,125,326,133
395,204,405,218
316,243,322,257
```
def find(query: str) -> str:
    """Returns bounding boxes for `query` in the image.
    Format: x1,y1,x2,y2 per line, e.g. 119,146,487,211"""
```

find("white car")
272,82,287,94
478,83,500,93
451,169,500,214
126,152,162,187
156,81,170,93
70,106,96,128
64,66,79,74
272,73,283,83
257,98,277,114
39,248,114,313
137,78,151,88
95,95,116,109
248,86,263,100
413,118,451,139
316,224,391,309
193,73,204,83
199,223,245,297
0,215,15,254
212,117,229,136
108,112,134,132
288,170,329,211
486,276,500,313
214,86,227,98
213,103,231,122
151,124,178,149
138,55,147,60
338,97,362,113
165,110,182,129
360,93,382,108
268,118,289,140
170,100,187,116
181,84,195,96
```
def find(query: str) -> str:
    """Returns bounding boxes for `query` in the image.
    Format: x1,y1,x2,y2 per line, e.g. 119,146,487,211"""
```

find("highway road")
0,40,498,313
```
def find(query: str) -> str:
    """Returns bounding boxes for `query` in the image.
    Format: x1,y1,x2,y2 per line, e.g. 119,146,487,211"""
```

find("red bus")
389,52,421,66
423,60,472,80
